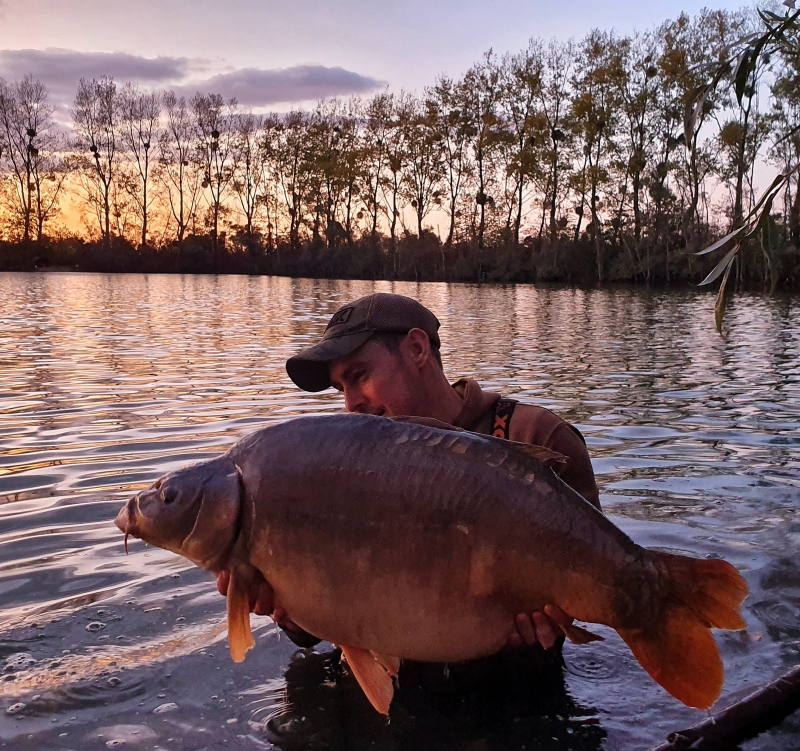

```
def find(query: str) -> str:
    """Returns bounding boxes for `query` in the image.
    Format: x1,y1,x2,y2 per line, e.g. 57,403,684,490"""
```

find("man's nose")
344,388,366,413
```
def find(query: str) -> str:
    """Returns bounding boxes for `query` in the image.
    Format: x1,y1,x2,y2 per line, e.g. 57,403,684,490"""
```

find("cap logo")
327,307,353,328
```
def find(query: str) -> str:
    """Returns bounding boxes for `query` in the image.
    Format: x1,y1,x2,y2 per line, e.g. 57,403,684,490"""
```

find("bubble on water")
3,653,36,673
107,677,122,687
6,703,25,715
564,652,618,681
153,702,178,714
106,740,125,748
86,621,107,632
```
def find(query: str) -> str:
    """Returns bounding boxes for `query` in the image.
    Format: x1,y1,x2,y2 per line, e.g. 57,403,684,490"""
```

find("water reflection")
260,648,605,751
1,273,799,749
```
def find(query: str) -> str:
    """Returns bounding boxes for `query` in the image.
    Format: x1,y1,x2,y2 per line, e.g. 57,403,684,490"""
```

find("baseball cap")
285,293,441,392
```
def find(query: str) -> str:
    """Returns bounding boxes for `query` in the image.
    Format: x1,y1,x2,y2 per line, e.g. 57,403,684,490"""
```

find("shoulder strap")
491,398,518,440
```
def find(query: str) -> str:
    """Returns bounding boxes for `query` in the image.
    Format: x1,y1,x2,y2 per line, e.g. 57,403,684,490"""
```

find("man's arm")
550,423,601,510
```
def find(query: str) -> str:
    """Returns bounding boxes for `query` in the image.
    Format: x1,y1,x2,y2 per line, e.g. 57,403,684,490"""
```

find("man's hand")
506,605,574,650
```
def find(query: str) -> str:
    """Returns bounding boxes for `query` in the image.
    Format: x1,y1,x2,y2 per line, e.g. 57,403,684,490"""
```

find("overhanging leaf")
695,225,746,256
743,188,781,240
714,256,734,334
741,170,792,226
734,50,752,106
699,244,738,286
684,85,709,145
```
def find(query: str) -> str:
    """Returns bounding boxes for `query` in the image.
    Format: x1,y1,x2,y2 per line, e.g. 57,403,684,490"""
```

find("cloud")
0,48,190,105
176,65,385,107
0,48,384,110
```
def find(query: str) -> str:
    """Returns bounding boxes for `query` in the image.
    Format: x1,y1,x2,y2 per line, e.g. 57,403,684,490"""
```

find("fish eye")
161,487,179,505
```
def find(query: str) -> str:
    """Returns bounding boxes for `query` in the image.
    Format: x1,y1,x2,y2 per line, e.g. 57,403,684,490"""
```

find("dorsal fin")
492,439,567,466
391,415,465,432
391,415,567,467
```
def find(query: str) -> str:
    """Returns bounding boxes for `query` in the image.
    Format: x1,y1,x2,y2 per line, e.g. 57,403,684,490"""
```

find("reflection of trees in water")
263,647,606,751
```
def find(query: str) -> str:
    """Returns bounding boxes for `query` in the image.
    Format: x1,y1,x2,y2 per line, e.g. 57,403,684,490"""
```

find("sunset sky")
0,0,751,112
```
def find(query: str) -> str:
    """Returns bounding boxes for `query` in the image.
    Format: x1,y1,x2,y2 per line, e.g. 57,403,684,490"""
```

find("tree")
428,77,473,246
73,77,121,244
498,44,547,245
119,83,161,249
0,75,67,241
615,33,661,246
462,51,503,252
660,11,741,246
304,98,360,248
362,91,394,244
192,93,236,251
270,110,311,250
398,92,444,240
230,112,268,243
379,102,407,263
770,41,800,246
159,91,202,243
534,40,576,247
571,30,623,281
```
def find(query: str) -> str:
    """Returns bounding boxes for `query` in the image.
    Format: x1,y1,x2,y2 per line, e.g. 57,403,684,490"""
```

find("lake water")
1,272,799,751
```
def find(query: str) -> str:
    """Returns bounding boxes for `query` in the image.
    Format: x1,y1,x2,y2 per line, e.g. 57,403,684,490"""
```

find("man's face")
328,336,420,417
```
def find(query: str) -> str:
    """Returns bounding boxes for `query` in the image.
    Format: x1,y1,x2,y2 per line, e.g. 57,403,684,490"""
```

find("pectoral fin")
340,645,395,715
564,623,605,645
227,568,256,663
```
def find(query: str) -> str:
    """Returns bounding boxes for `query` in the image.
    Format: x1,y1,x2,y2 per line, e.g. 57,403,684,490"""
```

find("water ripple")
1,273,798,750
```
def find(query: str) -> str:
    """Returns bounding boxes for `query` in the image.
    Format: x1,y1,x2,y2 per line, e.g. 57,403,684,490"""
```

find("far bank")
2,233,799,292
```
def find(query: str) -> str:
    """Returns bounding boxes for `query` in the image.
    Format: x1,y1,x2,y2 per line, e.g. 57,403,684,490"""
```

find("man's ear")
404,328,432,369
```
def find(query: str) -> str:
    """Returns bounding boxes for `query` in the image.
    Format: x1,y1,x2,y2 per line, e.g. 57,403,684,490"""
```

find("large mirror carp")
115,414,747,714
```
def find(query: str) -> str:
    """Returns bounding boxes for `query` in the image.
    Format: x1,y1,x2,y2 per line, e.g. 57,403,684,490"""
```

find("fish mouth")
115,496,141,555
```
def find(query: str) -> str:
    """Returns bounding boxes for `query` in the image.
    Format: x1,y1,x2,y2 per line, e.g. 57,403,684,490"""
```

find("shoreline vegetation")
2,234,799,289
2,6,800,290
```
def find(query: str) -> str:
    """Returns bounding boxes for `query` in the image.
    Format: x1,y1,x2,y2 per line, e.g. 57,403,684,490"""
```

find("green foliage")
695,3,800,331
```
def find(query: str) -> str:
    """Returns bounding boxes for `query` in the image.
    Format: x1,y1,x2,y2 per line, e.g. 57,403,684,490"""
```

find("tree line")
1,5,800,288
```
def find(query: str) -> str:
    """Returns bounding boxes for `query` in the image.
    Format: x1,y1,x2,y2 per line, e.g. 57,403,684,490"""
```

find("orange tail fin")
617,554,748,710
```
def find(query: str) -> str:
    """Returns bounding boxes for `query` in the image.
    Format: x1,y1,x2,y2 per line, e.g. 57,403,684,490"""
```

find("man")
218,293,600,662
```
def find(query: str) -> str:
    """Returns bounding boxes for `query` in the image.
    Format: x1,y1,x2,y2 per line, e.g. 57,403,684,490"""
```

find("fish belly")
252,542,514,662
